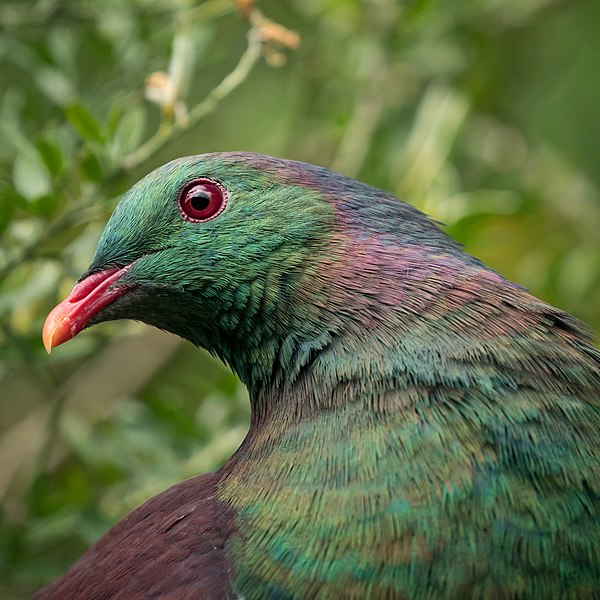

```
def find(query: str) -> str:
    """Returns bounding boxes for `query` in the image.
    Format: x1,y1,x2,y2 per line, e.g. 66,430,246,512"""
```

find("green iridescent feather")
38,153,600,599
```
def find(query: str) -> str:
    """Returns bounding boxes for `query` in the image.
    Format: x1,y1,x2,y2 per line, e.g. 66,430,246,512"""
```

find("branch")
120,28,262,173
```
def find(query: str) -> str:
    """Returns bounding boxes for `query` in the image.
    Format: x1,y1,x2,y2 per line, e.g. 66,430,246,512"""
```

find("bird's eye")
178,179,227,223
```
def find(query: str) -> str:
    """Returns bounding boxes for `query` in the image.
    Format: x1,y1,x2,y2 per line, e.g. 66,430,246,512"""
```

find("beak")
42,266,132,353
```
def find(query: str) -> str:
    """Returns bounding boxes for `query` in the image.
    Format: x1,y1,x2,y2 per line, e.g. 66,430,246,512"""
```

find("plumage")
38,153,600,599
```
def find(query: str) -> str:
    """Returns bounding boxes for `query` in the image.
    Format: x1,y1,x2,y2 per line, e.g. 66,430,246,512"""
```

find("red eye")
178,179,227,223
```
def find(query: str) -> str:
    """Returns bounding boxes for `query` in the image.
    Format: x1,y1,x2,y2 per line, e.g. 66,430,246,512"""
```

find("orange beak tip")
41,266,132,355
42,304,68,353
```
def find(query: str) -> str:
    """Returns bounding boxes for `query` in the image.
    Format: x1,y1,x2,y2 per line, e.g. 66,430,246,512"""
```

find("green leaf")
0,190,14,234
112,106,146,157
80,150,104,181
106,105,124,139
12,153,52,201
36,136,64,177
64,102,105,143
0,121,46,165
34,67,76,106
28,193,62,218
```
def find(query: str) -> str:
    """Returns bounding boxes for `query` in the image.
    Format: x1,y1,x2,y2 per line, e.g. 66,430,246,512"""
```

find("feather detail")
38,153,600,599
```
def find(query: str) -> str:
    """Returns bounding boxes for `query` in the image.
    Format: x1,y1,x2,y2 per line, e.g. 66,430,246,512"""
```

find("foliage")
0,0,598,597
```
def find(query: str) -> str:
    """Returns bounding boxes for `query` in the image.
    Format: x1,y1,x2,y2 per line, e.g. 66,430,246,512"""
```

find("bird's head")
43,152,335,358
43,152,468,388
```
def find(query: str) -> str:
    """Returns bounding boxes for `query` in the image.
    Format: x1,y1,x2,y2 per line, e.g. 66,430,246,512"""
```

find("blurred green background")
1,0,599,597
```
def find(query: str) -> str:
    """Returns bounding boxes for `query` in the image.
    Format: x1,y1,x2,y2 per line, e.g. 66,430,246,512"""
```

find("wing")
33,473,237,600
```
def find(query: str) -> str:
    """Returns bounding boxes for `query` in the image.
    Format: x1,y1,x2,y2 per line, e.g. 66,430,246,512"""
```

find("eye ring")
177,178,228,223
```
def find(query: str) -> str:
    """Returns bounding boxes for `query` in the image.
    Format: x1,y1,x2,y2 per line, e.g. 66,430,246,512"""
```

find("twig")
121,28,263,173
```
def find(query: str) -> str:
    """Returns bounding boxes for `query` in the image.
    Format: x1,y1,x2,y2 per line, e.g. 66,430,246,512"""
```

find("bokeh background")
1,0,599,597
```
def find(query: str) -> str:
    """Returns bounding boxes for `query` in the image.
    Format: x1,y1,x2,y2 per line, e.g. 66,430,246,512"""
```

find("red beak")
42,266,132,353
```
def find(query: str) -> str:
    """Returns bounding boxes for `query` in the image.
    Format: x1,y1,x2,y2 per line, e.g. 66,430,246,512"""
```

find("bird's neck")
216,284,461,593
215,238,526,594
220,232,494,421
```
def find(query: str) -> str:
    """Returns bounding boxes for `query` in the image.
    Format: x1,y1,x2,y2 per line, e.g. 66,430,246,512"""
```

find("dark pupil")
190,192,210,212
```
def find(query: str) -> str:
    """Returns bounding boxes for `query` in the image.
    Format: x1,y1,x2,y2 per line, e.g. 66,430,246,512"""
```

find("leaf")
36,136,64,177
64,102,105,143
106,105,124,139
28,193,62,218
35,67,76,106
79,150,104,181
112,106,146,157
0,121,44,163
0,189,14,234
12,153,52,201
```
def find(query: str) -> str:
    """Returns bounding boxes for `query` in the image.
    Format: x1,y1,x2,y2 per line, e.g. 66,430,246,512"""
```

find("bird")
38,152,600,599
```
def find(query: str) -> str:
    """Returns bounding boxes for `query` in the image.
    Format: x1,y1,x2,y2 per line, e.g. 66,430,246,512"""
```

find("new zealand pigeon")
39,153,600,599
